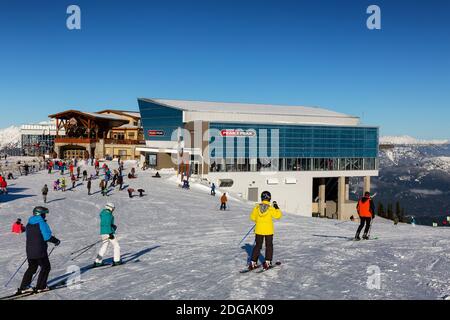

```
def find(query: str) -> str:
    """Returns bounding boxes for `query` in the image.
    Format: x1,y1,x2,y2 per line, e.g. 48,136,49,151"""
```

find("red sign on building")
220,129,256,137
147,130,165,136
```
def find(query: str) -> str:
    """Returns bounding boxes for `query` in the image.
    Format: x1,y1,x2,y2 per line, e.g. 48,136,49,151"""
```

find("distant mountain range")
373,138,450,221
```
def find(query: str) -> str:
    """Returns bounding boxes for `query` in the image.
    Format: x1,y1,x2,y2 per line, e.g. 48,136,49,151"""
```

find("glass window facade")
208,123,379,172
21,134,55,156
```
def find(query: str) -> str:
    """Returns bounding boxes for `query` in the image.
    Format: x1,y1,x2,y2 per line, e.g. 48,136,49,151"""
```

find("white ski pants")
95,234,121,263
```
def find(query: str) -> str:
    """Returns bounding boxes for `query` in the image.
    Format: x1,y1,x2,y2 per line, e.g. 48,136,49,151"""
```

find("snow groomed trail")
1,162,450,300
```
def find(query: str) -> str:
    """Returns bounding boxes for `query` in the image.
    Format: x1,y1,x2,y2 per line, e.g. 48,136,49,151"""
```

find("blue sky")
0,0,449,138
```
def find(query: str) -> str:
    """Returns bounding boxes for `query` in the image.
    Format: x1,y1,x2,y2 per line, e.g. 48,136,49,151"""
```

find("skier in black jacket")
17,207,60,294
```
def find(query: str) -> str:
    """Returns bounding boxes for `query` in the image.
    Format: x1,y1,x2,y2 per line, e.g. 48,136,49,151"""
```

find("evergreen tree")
377,202,385,218
395,201,401,219
387,203,394,221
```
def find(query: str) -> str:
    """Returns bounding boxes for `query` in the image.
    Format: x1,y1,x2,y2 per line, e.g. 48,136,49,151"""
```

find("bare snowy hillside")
0,126,21,150
1,161,450,300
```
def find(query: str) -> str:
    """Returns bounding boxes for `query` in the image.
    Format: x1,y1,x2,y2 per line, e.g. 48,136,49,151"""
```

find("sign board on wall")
220,129,256,137
147,130,165,136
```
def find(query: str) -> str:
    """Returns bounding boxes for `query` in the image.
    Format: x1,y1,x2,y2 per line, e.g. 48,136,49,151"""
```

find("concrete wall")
207,170,378,217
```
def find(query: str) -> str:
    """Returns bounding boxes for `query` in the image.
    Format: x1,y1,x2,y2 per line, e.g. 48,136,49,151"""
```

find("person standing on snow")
220,193,228,210
355,191,375,240
99,179,107,196
210,183,216,196
41,184,49,203
248,191,282,271
17,206,60,294
60,178,66,192
93,203,122,267
117,174,123,191
87,178,92,195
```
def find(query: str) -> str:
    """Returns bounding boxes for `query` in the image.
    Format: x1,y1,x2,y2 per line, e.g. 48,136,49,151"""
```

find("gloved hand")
49,236,61,246
112,224,117,231
109,234,115,240
272,201,279,209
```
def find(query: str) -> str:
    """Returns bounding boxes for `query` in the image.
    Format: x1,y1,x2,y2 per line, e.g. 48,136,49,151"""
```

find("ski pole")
70,239,104,255
238,225,256,245
71,239,108,261
4,257,27,287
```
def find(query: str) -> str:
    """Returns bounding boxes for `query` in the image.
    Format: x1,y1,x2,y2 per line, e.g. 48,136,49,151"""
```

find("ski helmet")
261,191,271,202
105,203,115,212
33,206,49,216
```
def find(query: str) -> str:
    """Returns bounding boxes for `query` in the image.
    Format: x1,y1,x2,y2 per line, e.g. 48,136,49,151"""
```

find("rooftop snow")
141,98,357,119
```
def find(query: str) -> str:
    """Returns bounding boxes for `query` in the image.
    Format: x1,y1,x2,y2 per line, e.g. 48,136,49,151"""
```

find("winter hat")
105,203,115,212
261,191,271,202
364,191,371,197
33,206,49,216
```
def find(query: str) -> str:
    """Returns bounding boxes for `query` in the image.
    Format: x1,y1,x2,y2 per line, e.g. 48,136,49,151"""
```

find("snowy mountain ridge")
380,135,449,146
0,126,21,150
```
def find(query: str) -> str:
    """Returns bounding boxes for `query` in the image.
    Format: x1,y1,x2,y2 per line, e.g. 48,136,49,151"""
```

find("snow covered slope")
1,162,450,300
0,126,21,150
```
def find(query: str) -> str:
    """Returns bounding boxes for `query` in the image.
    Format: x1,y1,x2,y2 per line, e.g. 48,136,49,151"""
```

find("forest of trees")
376,201,409,224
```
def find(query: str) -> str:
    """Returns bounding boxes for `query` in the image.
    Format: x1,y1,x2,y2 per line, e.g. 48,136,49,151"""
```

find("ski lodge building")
137,98,379,219
48,110,145,160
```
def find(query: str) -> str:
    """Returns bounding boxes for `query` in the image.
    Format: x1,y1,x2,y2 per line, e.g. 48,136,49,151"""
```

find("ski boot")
362,234,369,240
35,287,50,293
16,287,34,295
248,261,258,271
93,261,105,268
354,235,361,241
263,260,272,271
112,260,123,267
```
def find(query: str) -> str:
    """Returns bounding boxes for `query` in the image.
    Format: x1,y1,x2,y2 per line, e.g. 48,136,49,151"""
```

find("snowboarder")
87,178,92,195
53,179,59,191
248,191,282,271
11,218,25,234
82,169,88,181
220,193,227,210
211,183,216,196
355,191,375,240
93,203,122,267
17,206,60,294
41,184,49,203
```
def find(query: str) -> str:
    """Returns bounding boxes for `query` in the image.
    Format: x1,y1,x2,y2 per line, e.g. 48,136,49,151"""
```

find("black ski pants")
251,235,273,263
20,256,51,290
356,217,372,236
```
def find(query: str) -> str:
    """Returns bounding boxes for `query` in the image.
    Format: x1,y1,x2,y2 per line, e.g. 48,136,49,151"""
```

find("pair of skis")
239,261,282,274
1,262,124,300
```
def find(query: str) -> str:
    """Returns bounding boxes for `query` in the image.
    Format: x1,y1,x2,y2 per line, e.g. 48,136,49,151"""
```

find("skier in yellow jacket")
249,191,282,271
